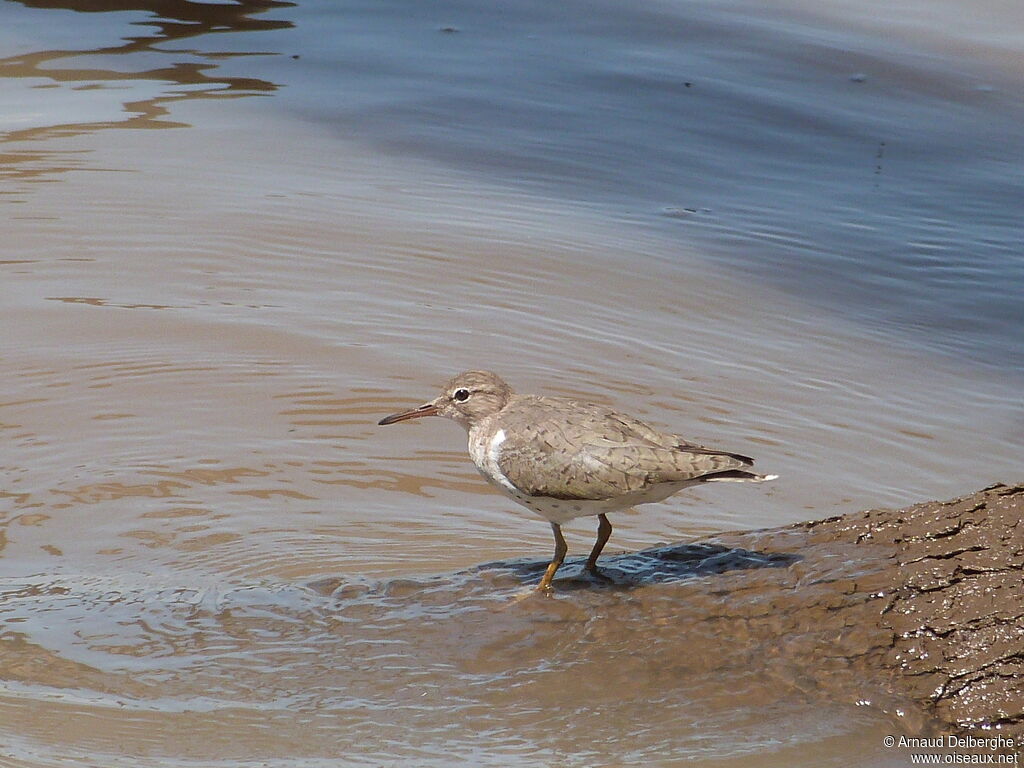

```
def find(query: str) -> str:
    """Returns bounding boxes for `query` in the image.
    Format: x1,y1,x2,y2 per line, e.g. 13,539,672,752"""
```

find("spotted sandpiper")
379,370,776,592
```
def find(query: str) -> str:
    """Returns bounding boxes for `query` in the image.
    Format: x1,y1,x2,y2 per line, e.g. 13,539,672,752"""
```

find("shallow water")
1,0,1022,764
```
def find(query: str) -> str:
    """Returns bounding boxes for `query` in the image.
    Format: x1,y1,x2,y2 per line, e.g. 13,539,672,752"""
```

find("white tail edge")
705,472,779,483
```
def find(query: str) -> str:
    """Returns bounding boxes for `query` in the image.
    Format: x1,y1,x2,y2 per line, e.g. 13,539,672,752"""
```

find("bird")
378,370,776,592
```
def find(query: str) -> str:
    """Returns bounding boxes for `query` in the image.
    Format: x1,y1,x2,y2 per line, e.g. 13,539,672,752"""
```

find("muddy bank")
779,481,1024,744
302,482,1024,760
480,481,1023,748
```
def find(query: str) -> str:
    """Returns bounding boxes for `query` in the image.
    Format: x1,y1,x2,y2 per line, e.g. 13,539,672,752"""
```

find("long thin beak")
378,401,439,425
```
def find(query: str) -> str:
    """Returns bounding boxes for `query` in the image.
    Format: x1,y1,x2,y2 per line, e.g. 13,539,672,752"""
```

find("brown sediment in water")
302,482,1024,759
1,480,1019,763
497,481,1024,751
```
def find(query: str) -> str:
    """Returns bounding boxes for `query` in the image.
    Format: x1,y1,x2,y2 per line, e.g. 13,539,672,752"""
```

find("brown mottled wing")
494,397,749,501
602,412,755,465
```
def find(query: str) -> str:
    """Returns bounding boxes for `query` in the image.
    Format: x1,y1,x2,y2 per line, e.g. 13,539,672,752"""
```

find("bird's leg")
536,522,567,593
585,513,613,579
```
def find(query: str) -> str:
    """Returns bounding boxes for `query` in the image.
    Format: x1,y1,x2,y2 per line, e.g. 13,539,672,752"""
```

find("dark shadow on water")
306,542,801,600
478,541,801,592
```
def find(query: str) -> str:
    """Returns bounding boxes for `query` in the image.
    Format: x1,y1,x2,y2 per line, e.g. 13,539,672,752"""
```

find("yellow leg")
585,513,612,574
536,522,567,593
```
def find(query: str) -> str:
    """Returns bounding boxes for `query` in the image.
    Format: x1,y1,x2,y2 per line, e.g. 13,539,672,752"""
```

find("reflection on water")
1,0,291,190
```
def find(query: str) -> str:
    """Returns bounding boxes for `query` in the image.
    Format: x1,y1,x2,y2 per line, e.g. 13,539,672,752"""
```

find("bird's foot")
585,564,614,583
504,584,554,605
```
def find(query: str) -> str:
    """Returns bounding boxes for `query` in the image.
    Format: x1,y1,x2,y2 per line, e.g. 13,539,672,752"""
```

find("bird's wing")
578,440,748,491
603,412,754,465
493,396,752,500
496,430,748,501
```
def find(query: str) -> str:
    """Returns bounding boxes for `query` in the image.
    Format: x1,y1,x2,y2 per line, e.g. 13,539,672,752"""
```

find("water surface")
1,0,1022,764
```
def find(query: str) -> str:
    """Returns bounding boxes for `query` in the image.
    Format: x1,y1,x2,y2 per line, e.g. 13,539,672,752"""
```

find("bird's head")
378,370,513,430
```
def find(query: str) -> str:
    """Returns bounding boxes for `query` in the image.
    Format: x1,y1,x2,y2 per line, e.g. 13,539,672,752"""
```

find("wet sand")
1,0,1023,765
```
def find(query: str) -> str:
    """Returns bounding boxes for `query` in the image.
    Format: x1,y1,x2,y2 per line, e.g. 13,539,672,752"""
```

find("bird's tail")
703,470,778,483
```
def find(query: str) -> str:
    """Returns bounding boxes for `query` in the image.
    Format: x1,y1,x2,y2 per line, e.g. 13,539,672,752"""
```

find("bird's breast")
468,425,520,496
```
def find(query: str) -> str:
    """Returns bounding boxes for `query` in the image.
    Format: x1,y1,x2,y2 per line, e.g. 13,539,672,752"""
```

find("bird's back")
488,395,751,502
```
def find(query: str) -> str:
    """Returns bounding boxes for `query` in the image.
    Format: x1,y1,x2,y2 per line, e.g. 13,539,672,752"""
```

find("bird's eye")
452,388,470,402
